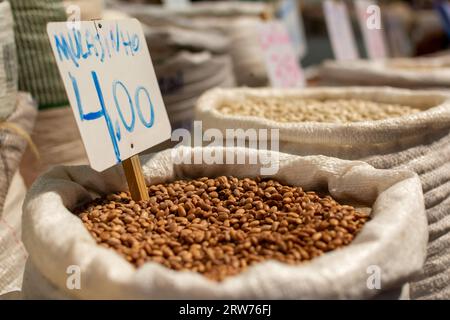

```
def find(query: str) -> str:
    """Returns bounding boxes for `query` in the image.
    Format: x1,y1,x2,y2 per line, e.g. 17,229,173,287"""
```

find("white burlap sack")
0,171,27,297
156,51,235,130
196,87,450,159
20,106,88,187
111,1,266,22
319,57,450,89
63,0,104,21
21,147,427,299
113,1,269,87
144,26,230,63
228,18,268,87
0,1,18,120
196,87,450,299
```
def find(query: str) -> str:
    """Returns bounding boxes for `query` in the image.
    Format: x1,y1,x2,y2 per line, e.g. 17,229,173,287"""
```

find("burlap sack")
113,2,269,87
227,18,268,87
195,87,450,299
363,133,450,299
0,92,37,212
0,92,37,296
111,1,266,21
63,0,104,21
20,106,88,188
10,0,68,108
156,51,235,130
0,1,17,120
21,147,426,299
0,171,27,297
319,57,450,89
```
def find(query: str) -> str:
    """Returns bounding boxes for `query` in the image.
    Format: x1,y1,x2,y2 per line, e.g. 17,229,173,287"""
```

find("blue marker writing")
69,71,121,163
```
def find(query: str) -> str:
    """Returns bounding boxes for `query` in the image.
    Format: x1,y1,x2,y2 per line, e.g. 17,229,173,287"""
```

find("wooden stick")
122,155,149,201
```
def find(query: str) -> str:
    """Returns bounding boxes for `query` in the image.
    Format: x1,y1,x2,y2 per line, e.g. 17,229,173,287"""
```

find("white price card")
258,21,305,88
163,0,190,9
277,0,307,58
47,19,172,172
323,0,359,61
354,0,388,59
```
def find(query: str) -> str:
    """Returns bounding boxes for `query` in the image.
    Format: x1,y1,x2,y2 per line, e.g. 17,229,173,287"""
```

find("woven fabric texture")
10,0,68,109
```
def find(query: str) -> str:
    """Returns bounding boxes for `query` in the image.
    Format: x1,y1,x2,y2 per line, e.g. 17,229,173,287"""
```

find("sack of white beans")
363,132,450,299
319,57,450,89
196,87,450,299
21,147,426,299
144,26,230,64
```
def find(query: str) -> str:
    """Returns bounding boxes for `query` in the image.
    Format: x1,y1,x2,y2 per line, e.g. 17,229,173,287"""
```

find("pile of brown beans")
77,176,370,281
217,97,420,123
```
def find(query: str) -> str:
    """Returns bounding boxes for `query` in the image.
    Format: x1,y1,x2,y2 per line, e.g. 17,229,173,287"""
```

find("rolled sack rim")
196,87,450,146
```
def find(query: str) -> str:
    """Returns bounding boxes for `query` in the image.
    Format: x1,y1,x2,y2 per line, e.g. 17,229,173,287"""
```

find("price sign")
277,0,307,58
47,19,172,200
354,0,388,59
258,21,305,88
323,0,359,61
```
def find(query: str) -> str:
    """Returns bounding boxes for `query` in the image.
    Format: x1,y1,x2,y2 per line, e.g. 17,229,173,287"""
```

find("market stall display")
21,147,426,299
0,172,27,297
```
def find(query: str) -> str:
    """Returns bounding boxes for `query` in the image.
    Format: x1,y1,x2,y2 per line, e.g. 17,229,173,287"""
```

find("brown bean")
77,176,369,282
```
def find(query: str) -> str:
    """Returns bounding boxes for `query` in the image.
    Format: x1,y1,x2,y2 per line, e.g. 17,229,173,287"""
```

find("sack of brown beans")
196,87,450,299
21,147,426,299
318,57,450,89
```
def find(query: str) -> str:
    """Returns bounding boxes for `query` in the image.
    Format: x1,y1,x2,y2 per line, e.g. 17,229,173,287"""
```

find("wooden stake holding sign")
47,19,172,201
122,156,149,201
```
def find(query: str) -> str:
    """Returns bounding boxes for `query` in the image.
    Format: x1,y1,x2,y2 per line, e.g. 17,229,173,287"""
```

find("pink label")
258,21,305,88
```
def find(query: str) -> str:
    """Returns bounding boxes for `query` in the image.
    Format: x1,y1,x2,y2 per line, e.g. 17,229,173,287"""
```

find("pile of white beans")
217,97,421,123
